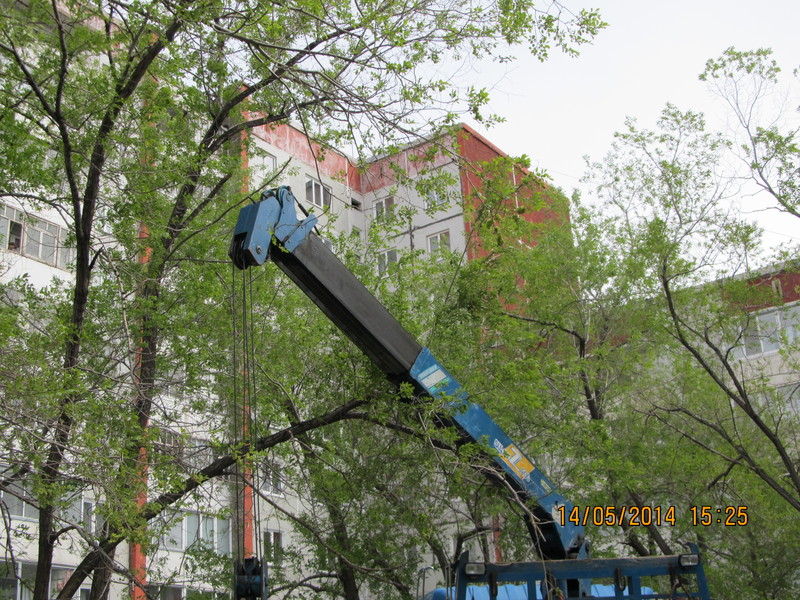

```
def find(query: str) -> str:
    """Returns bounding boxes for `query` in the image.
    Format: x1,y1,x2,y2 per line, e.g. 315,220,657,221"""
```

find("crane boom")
229,186,586,562
229,186,711,600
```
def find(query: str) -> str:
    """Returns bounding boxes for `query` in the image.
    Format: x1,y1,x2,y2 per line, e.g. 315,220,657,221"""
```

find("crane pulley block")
234,557,268,600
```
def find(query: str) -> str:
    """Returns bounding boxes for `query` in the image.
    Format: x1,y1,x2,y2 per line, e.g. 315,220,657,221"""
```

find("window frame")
263,529,283,566
305,177,331,210
146,584,185,600
373,196,395,222
737,303,800,359
0,562,90,600
24,218,59,264
183,512,231,555
427,230,450,255
0,203,73,269
0,207,24,253
0,478,39,521
423,189,444,211
377,249,398,275
63,494,105,537
258,462,284,497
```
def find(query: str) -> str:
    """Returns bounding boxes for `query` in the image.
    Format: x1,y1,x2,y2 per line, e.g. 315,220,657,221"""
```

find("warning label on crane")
493,439,535,483
419,367,451,395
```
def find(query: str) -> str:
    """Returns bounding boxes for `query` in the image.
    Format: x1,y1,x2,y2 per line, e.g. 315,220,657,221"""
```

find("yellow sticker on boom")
499,442,534,481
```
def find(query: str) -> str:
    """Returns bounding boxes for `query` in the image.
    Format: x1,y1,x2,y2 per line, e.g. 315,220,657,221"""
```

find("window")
163,512,184,551
736,303,800,358
0,561,25,600
155,429,185,462
63,495,105,536
7,222,22,251
263,530,283,566
771,278,783,298
427,231,450,254
777,382,800,413
82,499,106,536
216,517,231,555
0,203,72,269
185,512,231,555
183,439,213,472
377,249,397,275
784,303,800,342
0,478,39,520
258,462,283,496
50,568,75,600
24,218,59,264
146,585,184,600
423,189,444,211
57,243,75,271
0,205,24,252
374,197,394,222
305,177,331,210
0,563,88,600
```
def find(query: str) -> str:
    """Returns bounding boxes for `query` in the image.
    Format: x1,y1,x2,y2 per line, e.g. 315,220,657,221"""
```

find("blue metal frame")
231,187,318,267
452,546,710,600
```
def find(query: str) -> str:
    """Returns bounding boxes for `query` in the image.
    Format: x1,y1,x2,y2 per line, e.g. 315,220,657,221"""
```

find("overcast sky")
462,0,800,245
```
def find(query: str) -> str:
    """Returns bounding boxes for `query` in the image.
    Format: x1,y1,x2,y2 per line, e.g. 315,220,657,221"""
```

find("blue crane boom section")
229,186,586,563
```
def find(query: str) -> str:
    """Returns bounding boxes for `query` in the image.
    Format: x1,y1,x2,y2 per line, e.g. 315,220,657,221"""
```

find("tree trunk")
33,234,93,600
330,505,360,600
89,547,116,600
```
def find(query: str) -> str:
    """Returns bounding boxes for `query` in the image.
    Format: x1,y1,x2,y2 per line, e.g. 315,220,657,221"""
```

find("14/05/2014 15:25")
556,505,749,527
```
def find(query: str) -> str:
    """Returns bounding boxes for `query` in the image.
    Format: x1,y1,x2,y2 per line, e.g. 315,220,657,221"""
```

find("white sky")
462,0,800,246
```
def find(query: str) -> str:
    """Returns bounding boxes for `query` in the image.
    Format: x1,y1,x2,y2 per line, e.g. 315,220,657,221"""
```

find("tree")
586,62,800,514
452,49,800,598
700,47,800,223
584,99,800,597
0,2,606,599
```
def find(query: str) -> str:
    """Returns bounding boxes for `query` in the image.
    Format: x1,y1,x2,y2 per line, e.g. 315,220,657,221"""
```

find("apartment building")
731,266,800,409
0,122,547,600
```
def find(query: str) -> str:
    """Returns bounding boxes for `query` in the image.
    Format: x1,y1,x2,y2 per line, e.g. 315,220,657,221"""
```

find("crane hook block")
234,557,268,600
